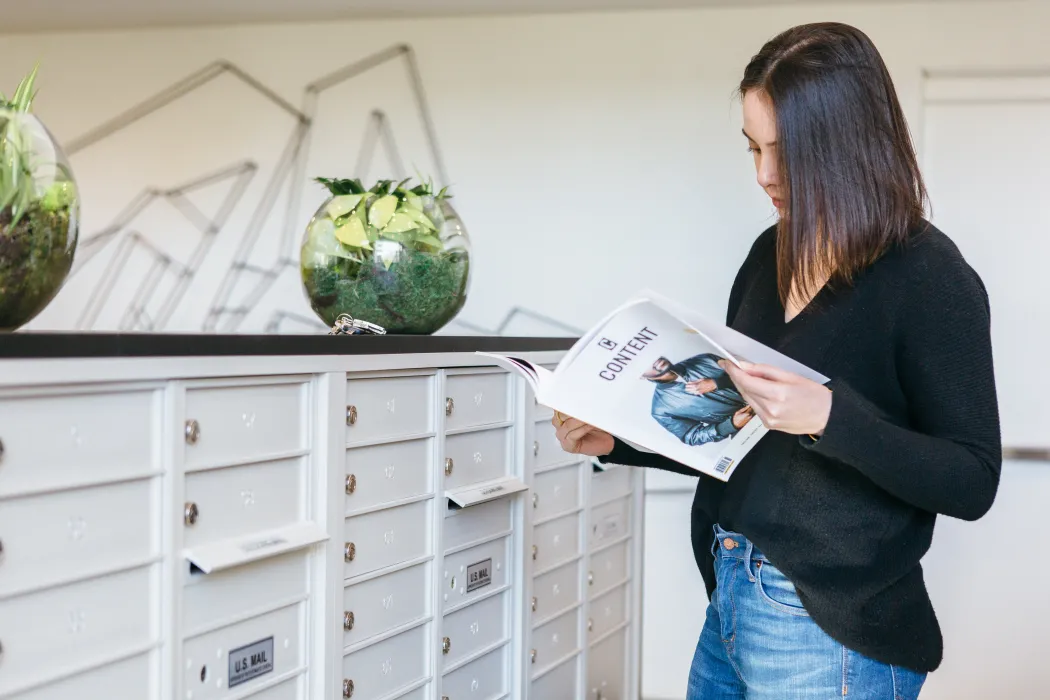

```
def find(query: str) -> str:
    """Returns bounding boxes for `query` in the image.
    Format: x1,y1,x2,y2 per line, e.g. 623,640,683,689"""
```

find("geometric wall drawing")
56,44,450,333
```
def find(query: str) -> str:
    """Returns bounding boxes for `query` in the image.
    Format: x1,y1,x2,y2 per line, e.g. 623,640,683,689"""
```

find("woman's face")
742,89,784,212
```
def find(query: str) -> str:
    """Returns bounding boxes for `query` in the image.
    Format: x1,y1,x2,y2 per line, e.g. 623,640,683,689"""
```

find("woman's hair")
739,22,928,305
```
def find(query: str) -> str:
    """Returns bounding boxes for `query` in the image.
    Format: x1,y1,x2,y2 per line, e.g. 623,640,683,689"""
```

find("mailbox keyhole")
200,665,208,683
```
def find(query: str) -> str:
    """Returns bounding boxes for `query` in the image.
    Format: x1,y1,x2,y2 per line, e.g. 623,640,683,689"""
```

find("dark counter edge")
0,333,579,359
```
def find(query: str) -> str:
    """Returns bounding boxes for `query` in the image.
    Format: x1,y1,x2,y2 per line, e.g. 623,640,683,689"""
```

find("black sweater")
601,221,1002,673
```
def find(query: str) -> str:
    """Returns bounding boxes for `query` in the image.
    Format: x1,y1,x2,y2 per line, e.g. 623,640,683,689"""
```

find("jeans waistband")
712,524,768,563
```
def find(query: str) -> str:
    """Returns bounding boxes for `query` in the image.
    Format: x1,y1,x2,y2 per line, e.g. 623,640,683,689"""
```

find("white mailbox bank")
0,335,643,700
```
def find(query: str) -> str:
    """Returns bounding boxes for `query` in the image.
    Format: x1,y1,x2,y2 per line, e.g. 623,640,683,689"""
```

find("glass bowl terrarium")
0,67,80,331
300,177,470,334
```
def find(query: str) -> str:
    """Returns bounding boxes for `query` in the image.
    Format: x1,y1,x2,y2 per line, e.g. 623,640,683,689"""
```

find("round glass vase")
0,110,79,331
300,195,470,334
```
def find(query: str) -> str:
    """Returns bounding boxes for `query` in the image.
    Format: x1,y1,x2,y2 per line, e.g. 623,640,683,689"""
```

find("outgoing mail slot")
588,584,628,641
15,652,152,700
0,478,155,598
531,608,580,677
345,375,433,445
183,551,308,635
0,389,155,498
183,381,306,470
441,645,507,698
442,537,508,613
589,496,631,551
532,464,581,523
531,656,578,700
588,541,629,599
183,458,303,549
0,566,153,696
587,627,627,700
443,498,512,554
441,591,508,672
533,512,581,574
590,465,632,507
344,499,430,579
532,559,581,623
345,438,433,515
341,623,429,699
182,602,302,699
444,371,510,431
343,562,429,647
443,427,511,492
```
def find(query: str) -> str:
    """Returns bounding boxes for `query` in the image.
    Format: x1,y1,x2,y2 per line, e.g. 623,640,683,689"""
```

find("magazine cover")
480,290,828,481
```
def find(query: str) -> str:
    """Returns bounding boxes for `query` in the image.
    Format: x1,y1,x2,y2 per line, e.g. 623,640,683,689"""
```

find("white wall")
1,2,1047,697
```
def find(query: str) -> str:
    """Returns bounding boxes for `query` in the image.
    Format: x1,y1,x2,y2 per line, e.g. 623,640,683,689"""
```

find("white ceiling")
0,0,952,34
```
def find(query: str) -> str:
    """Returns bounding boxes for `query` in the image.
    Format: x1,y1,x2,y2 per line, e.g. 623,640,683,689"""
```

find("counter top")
0,333,577,358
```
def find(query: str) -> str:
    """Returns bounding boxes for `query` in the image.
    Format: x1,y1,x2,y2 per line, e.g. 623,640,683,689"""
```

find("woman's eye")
747,146,760,154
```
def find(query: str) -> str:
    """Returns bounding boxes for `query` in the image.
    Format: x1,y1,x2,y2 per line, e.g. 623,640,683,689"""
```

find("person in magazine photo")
643,353,755,446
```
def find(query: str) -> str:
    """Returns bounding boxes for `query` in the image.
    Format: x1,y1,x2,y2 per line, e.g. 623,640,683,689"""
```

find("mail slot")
182,602,302,699
442,537,508,613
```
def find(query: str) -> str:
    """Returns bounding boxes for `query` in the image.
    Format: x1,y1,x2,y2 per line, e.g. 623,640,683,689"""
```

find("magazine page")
539,300,770,481
634,288,830,384
474,352,554,396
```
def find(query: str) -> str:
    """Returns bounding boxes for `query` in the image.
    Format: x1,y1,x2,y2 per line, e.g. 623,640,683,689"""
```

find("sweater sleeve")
802,252,1002,521
598,438,699,478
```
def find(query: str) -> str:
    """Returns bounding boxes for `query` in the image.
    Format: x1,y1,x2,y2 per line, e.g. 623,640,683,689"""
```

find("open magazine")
478,289,829,481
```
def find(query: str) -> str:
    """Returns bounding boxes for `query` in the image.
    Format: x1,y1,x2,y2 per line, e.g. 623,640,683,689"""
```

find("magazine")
478,289,829,481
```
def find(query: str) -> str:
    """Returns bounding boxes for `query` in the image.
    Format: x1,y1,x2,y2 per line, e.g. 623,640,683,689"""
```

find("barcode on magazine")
714,456,734,474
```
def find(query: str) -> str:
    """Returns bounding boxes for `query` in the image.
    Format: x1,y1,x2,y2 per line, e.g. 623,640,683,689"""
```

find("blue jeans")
687,526,927,700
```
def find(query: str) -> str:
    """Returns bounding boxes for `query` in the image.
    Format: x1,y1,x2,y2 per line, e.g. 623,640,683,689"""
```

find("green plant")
0,65,79,330
300,176,470,333
303,176,452,268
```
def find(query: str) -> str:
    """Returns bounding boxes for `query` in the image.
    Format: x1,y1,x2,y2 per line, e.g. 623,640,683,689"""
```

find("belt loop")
744,539,756,582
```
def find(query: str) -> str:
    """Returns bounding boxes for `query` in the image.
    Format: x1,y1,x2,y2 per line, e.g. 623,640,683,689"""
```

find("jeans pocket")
755,561,810,617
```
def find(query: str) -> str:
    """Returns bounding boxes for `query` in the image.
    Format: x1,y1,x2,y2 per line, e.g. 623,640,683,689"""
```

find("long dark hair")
739,22,928,306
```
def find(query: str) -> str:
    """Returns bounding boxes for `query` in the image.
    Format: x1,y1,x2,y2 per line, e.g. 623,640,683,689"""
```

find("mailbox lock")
344,542,356,562
444,458,454,477
530,648,537,664
346,405,358,426
342,679,354,698
0,436,5,460
532,493,539,509
588,571,594,586
531,596,537,612
184,419,200,445
588,617,594,632
343,611,355,631
445,397,455,417
442,636,451,655
532,545,538,561
533,440,540,457
345,474,357,495
184,502,199,526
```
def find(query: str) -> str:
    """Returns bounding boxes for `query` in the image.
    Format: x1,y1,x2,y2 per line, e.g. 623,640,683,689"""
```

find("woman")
554,22,1001,700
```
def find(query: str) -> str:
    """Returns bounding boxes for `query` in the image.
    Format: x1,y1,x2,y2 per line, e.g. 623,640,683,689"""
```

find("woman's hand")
719,360,832,436
552,413,615,457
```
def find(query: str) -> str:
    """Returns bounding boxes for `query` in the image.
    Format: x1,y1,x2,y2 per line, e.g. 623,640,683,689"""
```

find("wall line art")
61,44,450,333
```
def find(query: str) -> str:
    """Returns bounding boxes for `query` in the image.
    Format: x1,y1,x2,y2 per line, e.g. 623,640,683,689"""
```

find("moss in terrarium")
303,249,469,334
0,201,74,330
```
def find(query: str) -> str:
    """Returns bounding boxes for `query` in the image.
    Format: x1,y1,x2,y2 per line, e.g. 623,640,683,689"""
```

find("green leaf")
369,194,398,229
11,64,38,113
315,177,366,196
325,194,364,219
382,212,418,234
416,234,442,250
335,216,371,249
403,192,423,211
405,207,436,231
